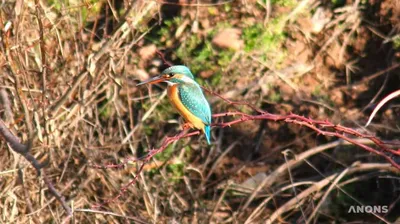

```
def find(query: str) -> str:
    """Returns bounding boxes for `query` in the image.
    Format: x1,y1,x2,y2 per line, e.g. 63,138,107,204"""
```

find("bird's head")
136,65,195,86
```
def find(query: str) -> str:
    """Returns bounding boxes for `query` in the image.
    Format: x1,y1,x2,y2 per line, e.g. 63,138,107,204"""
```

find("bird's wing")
178,83,211,125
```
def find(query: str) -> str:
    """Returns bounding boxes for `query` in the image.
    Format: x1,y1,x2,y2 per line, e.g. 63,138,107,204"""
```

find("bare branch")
0,120,28,154
0,119,72,216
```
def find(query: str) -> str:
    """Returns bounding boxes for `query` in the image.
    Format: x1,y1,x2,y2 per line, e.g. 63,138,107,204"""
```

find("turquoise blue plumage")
178,82,212,144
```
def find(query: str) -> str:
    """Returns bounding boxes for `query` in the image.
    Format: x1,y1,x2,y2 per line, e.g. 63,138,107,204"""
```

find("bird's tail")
204,125,211,145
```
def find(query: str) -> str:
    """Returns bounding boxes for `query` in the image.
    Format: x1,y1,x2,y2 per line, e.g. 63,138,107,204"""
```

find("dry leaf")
199,70,214,78
311,7,330,34
15,0,23,16
138,44,157,61
212,28,243,51
134,69,150,81
175,20,189,38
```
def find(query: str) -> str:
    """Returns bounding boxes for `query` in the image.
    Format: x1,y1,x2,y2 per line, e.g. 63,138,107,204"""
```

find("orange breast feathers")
167,85,206,132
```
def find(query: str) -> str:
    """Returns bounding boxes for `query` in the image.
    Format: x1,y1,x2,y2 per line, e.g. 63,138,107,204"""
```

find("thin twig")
34,0,48,142
283,150,307,223
365,89,400,127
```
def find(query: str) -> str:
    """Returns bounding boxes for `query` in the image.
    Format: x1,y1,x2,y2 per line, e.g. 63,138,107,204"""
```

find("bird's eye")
165,73,174,78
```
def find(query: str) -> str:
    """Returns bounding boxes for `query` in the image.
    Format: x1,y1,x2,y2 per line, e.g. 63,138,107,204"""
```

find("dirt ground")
0,0,400,223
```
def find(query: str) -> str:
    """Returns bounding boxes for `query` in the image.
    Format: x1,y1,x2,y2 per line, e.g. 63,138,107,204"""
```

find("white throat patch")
165,81,177,86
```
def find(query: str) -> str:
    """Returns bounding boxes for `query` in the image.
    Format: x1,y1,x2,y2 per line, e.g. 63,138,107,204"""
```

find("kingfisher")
136,65,212,144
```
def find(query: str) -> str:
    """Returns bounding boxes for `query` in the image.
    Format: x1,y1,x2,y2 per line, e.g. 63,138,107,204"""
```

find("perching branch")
212,111,400,169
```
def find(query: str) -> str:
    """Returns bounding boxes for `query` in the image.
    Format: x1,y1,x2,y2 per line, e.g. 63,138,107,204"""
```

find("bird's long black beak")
136,75,165,86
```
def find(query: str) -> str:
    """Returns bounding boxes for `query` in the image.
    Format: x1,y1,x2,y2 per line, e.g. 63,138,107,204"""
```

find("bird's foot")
182,123,193,130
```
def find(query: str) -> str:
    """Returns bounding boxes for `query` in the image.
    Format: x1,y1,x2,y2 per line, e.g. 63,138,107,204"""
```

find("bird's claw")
182,123,192,130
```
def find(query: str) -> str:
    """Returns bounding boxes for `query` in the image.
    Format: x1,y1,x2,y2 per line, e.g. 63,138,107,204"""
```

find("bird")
136,65,212,144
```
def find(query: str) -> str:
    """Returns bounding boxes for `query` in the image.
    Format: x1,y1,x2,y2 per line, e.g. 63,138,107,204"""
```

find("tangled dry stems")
3,64,398,221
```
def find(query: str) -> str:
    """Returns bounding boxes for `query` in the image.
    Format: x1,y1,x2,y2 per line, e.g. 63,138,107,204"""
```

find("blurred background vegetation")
0,0,400,223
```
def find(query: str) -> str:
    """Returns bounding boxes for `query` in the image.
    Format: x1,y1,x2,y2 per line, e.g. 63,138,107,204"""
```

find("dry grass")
1,0,400,223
